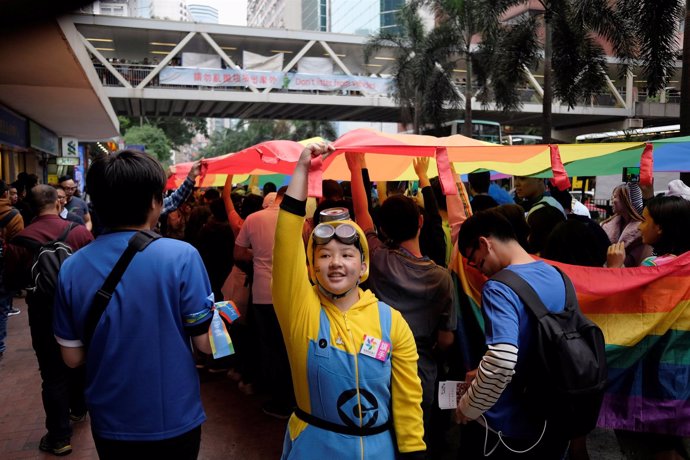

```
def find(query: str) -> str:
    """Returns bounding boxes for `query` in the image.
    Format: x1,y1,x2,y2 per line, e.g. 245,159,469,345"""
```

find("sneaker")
7,307,20,317
69,411,87,422
262,401,292,420
39,434,72,456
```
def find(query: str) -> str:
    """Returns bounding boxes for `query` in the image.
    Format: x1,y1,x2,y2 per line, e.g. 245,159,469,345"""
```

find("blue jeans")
0,287,12,354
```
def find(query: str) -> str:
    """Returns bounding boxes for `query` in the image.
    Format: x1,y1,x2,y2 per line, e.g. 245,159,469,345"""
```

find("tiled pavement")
0,297,285,460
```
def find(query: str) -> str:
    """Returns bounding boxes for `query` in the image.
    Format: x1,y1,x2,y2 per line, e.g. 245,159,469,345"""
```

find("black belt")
294,407,391,436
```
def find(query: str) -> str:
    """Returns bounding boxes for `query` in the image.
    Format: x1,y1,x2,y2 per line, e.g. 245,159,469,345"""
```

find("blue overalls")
281,303,395,459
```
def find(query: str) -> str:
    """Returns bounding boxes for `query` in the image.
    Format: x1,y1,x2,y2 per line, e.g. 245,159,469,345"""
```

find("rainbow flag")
449,251,690,437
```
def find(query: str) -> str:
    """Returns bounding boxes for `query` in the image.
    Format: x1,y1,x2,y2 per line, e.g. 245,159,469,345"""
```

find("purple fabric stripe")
598,393,690,436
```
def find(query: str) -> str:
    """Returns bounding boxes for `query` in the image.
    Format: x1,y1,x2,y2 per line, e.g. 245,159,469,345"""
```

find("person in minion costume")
273,142,426,459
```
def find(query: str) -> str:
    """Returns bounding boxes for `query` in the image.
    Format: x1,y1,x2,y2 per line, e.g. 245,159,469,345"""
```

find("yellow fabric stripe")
588,299,690,347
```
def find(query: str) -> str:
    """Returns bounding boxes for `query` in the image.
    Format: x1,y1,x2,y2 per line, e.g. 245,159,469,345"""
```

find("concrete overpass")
0,13,683,143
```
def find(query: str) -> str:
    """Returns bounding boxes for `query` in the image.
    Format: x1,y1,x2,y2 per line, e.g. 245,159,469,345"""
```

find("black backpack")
12,223,76,304
491,266,607,438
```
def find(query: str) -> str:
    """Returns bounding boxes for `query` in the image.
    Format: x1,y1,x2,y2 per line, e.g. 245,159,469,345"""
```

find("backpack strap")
83,230,161,347
490,266,576,318
0,208,18,229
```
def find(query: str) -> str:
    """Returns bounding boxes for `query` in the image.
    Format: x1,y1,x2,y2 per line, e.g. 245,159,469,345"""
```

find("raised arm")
346,152,375,233
222,174,244,236
446,164,472,247
162,160,201,215
273,143,335,327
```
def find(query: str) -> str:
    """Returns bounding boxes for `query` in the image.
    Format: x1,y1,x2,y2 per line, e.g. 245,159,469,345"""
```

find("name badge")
360,334,391,362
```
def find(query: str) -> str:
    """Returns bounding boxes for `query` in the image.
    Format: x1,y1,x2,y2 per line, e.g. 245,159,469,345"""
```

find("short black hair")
645,195,690,256
458,210,517,256
203,188,220,201
491,204,530,251
322,179,343,201
379,195,420,245
209,197,228,222
58,175,73,184
240,194,263,219
468,171,491,194
527,204,567,254
0,180,7,195
29,184,58,214
86,150,166,228
262,182,277,195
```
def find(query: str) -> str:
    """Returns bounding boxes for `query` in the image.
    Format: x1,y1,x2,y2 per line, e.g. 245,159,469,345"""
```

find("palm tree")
365,2,462,134
290,120,338,141
476,1,637,142
417,0,486,137
678,0,690,135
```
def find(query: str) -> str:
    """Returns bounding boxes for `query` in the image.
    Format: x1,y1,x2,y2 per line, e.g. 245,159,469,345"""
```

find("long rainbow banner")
168,129,690,189
449,251,690,436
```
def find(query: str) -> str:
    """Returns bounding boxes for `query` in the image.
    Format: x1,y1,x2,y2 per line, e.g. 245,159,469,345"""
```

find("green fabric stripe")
606,329,690,368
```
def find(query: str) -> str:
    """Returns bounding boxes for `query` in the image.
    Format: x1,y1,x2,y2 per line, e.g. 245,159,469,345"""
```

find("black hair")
209,197,228,222
277,185,288,198
262,182,277,195
468,171,491,194
491,204,530,251
58,175,73,184
240,194,263,219
527,205,567,255
429,177,447,212
471,194,499,213
28,184,58,214
203,188,220,201
458,210,517,256
645,195,690,256
322,179,343,201
385,181,407,196
542,219,608,267
86,150,166,228
378,194,420,246
0,180,7,195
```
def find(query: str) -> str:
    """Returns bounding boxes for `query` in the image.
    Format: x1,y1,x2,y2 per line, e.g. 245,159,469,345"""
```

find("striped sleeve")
458,343,518,420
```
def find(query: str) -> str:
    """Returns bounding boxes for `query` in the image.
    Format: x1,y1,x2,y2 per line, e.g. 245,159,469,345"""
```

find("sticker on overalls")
360,335,391,362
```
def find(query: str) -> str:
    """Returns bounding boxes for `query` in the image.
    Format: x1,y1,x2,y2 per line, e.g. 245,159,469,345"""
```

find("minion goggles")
312,222,360,246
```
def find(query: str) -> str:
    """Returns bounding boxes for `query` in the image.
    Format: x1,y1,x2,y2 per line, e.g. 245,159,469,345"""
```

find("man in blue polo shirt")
53,150,214,459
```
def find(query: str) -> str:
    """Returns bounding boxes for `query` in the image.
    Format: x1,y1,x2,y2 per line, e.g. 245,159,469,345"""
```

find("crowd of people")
0,145,689,459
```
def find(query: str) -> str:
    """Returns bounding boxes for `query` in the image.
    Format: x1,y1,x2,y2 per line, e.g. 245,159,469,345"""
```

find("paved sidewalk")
0,297,632,459
0,297,285,460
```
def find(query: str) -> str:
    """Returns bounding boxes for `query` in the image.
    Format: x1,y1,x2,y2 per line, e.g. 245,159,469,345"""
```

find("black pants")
253,303,294,407
93,425,201,460
28,301,86,442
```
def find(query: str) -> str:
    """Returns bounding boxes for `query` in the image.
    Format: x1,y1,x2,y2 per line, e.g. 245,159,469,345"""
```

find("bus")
575,124,681,143
503,134,543,145
421,119,503,144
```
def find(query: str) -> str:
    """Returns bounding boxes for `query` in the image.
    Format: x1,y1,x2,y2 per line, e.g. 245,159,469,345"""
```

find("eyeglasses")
63,186,77,191
57,196,67,201
312,223,359,246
